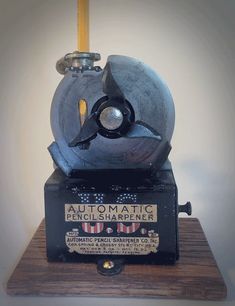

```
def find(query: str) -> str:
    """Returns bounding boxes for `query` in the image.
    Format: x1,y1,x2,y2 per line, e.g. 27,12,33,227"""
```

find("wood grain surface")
7,218,227,300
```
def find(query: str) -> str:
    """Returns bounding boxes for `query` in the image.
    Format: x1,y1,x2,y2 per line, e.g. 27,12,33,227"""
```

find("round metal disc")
99,107,123,130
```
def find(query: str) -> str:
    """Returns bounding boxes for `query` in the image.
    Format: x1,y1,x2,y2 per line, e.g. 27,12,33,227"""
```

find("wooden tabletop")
7,218,227,300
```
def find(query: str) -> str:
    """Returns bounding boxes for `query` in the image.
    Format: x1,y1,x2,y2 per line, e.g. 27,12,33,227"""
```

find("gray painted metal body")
49,55,175,176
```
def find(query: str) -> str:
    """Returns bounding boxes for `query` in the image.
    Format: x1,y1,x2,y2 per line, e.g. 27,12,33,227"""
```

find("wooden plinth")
7,218,226,300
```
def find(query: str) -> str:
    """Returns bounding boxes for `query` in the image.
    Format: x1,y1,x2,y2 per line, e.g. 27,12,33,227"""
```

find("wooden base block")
7,218,227,300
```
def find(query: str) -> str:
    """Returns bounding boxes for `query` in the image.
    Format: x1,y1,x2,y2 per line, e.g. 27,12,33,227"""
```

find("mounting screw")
103,260,115,270
97,258,124,276
178,202,192,215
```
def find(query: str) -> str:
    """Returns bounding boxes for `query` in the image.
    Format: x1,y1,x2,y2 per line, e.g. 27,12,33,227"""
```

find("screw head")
103,260,115,270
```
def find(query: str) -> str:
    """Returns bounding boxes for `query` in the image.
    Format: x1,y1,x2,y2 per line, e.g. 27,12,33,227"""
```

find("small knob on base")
178,202,192,216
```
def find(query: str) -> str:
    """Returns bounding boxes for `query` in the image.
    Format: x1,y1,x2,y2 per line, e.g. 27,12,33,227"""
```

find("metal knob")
99,107,124,130
178,202,192,216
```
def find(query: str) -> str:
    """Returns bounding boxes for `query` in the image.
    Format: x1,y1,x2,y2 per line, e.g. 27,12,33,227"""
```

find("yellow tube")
77,0,89,52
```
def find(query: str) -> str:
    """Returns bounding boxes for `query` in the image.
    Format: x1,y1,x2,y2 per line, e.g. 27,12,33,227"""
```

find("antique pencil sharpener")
44,51,192,275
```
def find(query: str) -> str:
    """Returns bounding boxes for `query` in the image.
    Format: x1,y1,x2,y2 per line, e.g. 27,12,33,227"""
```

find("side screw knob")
178,202,192,215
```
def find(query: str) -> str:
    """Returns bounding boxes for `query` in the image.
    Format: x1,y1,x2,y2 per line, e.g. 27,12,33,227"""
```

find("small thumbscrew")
178,202,192,215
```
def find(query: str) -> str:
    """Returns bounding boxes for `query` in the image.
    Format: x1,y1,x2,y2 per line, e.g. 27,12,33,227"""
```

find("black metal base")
44,168,179,268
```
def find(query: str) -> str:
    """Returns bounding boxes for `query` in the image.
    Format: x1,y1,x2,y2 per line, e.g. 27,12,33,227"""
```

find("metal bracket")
56,51,101,74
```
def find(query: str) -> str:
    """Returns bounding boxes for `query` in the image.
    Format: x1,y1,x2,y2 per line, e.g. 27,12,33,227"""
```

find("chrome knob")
99,107,123,130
